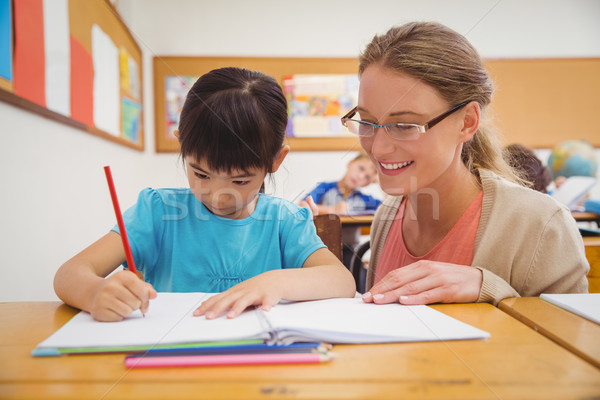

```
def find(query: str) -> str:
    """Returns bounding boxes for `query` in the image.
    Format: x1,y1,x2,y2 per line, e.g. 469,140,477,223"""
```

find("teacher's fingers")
395,286,448,305
367,282,441,305
367,273,444,305
368,263,430,296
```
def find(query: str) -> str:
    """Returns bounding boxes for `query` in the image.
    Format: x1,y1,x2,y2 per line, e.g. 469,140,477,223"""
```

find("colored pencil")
125,352,334,368
131,342,331,357
31,339,267,357
103,166,138,277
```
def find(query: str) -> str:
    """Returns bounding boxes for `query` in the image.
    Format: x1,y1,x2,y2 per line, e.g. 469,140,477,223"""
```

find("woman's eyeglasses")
341,101,470,141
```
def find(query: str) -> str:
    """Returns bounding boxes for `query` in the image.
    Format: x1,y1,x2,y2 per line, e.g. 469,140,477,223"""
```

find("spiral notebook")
33,293,490,356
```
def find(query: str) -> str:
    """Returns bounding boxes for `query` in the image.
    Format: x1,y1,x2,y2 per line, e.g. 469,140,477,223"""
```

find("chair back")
313,214,343,262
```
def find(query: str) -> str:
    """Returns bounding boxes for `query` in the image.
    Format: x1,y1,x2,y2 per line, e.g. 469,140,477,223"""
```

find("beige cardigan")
366,169,590,305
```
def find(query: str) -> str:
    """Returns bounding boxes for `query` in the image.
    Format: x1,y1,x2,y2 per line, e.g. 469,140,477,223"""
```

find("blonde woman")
341,22,589,306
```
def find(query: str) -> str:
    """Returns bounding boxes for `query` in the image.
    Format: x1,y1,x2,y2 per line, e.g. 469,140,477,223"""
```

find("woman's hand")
362,260,482,305
193,270,285,319
89,270,157,321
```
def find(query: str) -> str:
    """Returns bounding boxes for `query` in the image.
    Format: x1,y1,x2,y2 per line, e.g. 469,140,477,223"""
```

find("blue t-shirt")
305,182,381,214
112,188,325,293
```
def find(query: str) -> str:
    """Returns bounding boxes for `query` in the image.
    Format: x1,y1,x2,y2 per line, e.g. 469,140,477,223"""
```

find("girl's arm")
54,231,157,321
193,248,356,319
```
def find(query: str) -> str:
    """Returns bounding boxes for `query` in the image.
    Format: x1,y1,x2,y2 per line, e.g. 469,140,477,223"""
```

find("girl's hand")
89,270,157,321
193,271,284,319
362,260,482,305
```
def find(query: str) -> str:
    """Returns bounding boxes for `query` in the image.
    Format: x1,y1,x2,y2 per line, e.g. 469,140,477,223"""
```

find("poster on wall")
43,0,70,116
0,0,144,150
164,75,197,141
283,74,359,138
0,0,12,82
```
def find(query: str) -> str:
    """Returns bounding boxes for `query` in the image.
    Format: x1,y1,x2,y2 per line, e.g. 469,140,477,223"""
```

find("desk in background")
340,212,600,239
499,297,600,369
584,237,600,293
573,211,600,227
340,215,373,236
1,301,599,399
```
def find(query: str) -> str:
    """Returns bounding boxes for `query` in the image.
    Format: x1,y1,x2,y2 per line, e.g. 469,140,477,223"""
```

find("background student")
299,152,381,268
54,67,356,322
503,143,552,193
340,22,589,307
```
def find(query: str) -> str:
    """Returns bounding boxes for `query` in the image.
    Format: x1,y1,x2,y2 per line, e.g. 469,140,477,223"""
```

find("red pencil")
103,166,138,277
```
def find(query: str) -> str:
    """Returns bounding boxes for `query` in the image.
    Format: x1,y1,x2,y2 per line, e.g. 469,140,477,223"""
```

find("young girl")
341,22,589,306
54,67,356,322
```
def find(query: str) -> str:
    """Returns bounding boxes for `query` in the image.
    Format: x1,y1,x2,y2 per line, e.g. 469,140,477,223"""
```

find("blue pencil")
138,342,330,357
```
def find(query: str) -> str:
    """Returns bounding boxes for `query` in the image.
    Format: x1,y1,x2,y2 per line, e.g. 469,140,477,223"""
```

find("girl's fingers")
91,308,124,322
194,291,279,319
226,295,258,319
195,292,243,319
259,294,280,312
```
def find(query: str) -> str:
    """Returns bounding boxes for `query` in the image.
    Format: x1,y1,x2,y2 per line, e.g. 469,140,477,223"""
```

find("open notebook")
33,293,489,356
551,176,597,211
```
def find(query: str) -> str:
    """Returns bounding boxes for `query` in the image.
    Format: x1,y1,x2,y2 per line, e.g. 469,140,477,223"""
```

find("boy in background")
300,153,381,268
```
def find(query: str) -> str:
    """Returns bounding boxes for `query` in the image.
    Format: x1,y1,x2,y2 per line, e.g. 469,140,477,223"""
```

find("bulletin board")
0,0,144,151
154,56,600,153
485,58,600,148
154,56,360,153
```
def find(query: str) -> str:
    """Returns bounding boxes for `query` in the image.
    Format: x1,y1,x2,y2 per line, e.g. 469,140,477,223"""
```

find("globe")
547,140,598,179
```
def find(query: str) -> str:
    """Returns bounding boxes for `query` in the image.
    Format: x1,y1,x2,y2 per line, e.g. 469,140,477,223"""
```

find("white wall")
1,0,599,301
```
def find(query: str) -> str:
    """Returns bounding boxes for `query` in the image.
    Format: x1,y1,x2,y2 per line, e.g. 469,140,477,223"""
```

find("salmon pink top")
373,192,483,285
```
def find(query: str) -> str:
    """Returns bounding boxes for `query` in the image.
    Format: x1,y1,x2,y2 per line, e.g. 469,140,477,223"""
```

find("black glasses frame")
341,101,471,140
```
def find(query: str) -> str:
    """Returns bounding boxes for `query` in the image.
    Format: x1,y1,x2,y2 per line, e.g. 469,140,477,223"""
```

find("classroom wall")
1,0,599,301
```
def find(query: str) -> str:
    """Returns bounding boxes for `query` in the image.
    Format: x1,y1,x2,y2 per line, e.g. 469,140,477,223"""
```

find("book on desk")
540,293,600,325
33,293,490,357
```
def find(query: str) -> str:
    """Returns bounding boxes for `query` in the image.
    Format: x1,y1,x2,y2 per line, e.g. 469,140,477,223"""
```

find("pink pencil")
103,166,138,277
125,352,333,369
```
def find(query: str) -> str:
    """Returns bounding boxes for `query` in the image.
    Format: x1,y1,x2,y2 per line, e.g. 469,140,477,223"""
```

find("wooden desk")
1,302,599,399
499,297,600,369
573,211,600,225
584,237,600,293
340,215,373,236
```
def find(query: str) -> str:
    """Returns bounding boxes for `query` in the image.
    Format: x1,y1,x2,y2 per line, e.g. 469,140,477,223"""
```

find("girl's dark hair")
178,67,288,173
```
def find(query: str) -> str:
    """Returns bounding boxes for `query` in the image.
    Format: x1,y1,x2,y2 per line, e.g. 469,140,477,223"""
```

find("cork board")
0,0,144,150
154,56,599,152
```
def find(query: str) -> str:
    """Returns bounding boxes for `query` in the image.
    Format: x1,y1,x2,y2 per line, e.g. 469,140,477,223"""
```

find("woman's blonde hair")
359,22,520,182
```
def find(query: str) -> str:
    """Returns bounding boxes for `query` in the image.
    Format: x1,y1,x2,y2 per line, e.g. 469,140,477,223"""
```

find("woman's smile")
378,160,414,175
